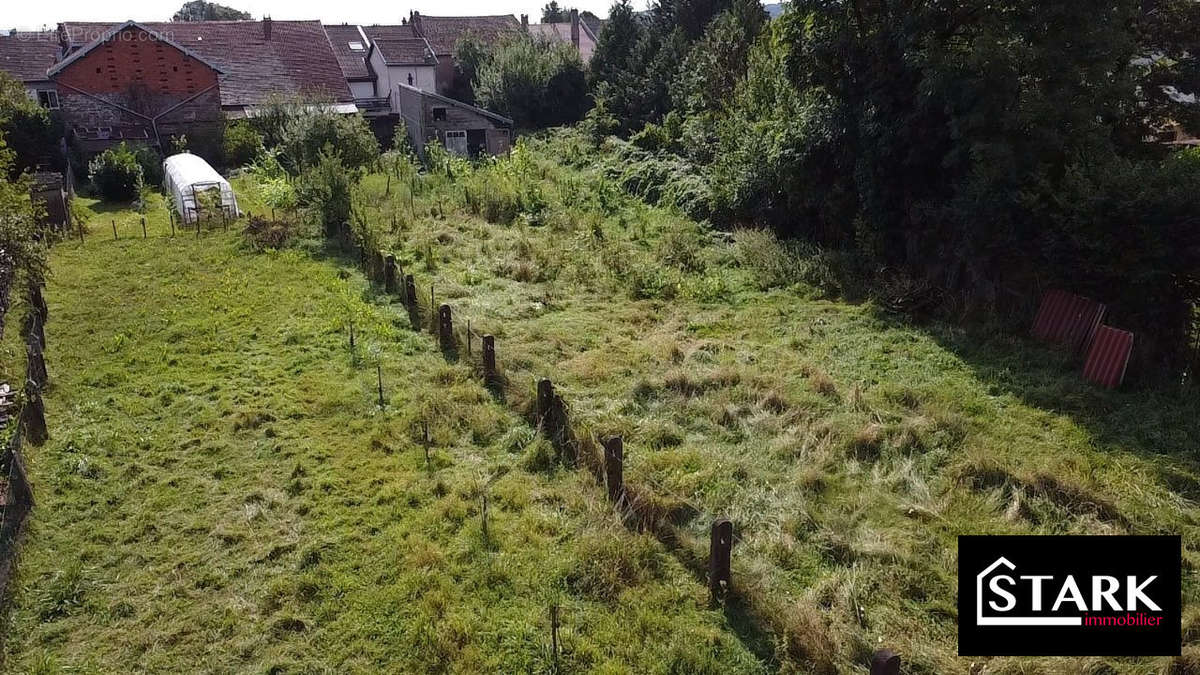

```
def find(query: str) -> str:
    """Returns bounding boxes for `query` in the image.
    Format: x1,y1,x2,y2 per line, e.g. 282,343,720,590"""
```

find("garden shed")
162,153,239,224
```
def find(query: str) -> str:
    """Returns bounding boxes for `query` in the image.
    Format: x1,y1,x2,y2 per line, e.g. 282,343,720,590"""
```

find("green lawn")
1,195,762,673
4,132,1200,673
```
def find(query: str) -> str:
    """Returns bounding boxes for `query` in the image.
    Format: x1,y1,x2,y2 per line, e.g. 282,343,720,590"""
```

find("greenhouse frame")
162,153,239,224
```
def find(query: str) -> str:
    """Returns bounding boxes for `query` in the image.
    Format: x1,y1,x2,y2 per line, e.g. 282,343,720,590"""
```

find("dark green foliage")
276,110,379,175
0,72,64,178
585,0,1200,368
475,35,590,129
222,121,264,168
130,145,163,187
172,0,251,21
295,151,353,235
446,37,489,105
542,1,566,23
88,143,144,202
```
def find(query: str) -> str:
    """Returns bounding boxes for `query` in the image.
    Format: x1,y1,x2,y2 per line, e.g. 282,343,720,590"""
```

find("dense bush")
223,121,264,168
295,150,353,236
0,72,64,178
475,35,590,129
130,144,163,187
88,143,144,202
277,111,379,174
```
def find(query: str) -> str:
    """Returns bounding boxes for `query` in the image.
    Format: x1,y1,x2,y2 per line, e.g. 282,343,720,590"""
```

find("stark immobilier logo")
959,535,1181,656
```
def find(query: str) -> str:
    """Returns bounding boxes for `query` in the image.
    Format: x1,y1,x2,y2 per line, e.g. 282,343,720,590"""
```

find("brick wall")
53,26,223,153
56,27,218,100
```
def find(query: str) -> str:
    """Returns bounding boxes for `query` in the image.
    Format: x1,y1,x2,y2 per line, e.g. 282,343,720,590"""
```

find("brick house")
58,20,354,120
48,21,224,156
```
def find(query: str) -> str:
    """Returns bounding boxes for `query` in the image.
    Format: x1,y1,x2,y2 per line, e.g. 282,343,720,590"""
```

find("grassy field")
3,132,1200,673
0,194,763,673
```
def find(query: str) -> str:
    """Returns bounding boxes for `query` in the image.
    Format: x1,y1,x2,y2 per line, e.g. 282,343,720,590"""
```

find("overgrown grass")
8,132,1200,672
332,130,1200,673
0,193,763,672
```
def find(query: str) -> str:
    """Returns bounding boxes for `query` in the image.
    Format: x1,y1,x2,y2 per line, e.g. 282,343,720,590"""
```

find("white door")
445,130,468,157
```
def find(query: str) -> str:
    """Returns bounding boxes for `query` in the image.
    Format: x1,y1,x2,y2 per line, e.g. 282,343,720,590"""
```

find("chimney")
569,9,579,49
410,11,421,35
262,16,272,40
521,14,528,30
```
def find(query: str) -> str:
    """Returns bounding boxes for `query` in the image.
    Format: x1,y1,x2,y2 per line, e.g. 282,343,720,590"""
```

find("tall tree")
172,1,251,21
542,2,567,22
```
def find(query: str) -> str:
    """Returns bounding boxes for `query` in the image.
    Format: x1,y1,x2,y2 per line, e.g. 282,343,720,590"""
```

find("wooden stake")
603,436,624,504
404,274,417,310
349,320,355,349
377,364,385,407
112,219,117,240
169,210,175,237
384,255,398,293
141,216,147,238
481,491,489,540
870,650,900,675
482,335,497,383
709,518,732,603
422,420,430,465
550,604,560,672
467,320,472,355
438,304,453,350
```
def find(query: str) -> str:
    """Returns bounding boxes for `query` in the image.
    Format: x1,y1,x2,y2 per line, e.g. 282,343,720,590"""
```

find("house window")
349,41,364,52
432,107,447,121
37,90,59,110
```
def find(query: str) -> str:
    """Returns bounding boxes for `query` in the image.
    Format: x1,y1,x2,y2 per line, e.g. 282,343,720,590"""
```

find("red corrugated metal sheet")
1082,325,1134,389
1031,289,1106,353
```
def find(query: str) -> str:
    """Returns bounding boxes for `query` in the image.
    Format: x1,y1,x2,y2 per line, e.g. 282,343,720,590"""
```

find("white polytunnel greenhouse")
162,153,239,224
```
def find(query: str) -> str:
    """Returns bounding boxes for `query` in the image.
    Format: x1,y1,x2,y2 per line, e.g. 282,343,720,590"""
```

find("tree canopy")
172,1,251,21
586,0,1200,369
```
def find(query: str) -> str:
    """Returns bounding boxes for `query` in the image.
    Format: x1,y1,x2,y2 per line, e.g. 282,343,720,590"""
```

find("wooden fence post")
466,320,472,355
374,251,386,283
384,255,398,293
377,364,385,407
112,220,117,240
404,275,417,311
169,210,175,237
603,436,623,503
21,381,47,445
348,320,355,349
709,518,732,603
550,604,560,672
26,338,47,388
870,650,900,675
537,379,555,428
438,304,453,350
141,216,147,238
482,335,497,384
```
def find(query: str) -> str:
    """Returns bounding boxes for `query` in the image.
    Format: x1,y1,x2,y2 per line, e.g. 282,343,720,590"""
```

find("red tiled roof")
59,20,352,107
323,24,372,81
362,24,416,42
413,15,520,54
373,38,437,66
0,32,60,83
